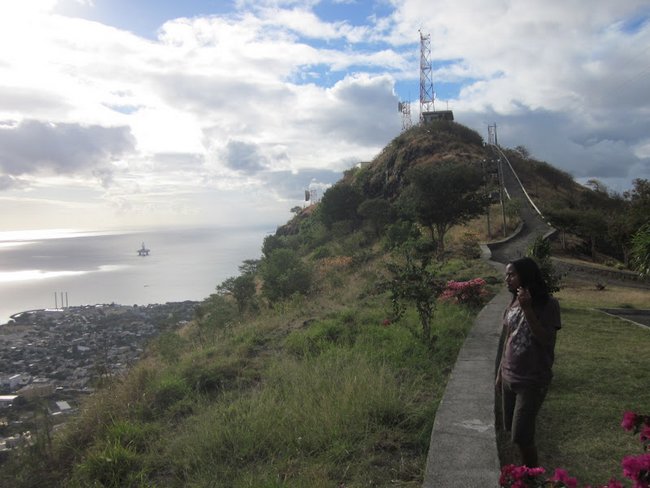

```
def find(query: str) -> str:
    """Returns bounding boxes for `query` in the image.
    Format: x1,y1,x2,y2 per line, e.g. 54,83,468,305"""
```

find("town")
0,301,198,456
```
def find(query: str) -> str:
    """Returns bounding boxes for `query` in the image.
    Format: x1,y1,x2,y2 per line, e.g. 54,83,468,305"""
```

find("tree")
399,162,487,255
631,224,650,277
357,198,394,237
574,209,608,259
378,248,443,348
319,182,363,229
261,248,312,303
624,178,650,229
514,145,530,159
216,273,256,313
545,206,582,251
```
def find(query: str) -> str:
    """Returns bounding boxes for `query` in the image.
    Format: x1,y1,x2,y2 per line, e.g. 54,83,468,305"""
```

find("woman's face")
505,263,521,293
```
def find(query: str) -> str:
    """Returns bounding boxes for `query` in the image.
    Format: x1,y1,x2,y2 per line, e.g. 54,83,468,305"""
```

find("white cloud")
0,0,648,230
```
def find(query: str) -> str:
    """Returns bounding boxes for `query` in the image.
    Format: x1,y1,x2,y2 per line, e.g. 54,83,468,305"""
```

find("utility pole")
487,124,506,236
498,157,507,237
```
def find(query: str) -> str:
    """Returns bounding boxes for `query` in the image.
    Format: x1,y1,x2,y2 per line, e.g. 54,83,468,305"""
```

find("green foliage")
194,294,238,337
103,421,160,454
319,182,363,229
146,373,191,414
238,258,260,275
154,331,187,364
217,272,256,313
504,198,521,222
181,355,256,395
357,197,395,237
399,161,488,254
534,160,574,190
74,441,146,488
544,206,582,251
165,351,430,486
261,233,297,259
285,318,359,357
631,223,650,277
261,248,312,303
527,235,563,293
378,250,444,348
384,219,422,250
425,120,484,146
311,245,332,259
458,231,481,260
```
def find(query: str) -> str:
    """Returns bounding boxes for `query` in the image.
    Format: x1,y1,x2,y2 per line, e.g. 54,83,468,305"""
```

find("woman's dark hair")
509,256,550,307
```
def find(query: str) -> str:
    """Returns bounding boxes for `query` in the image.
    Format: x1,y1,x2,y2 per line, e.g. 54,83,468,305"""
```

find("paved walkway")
422,271,508,487
422,146,648,486
423,147,547,487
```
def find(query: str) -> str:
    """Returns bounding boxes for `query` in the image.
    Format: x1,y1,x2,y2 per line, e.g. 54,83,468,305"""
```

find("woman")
496,256,562,467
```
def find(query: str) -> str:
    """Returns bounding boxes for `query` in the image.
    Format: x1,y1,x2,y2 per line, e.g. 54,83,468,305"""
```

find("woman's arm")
517,287,555,345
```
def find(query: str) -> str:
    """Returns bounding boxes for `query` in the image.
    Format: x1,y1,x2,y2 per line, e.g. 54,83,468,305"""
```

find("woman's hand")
516,286,532,310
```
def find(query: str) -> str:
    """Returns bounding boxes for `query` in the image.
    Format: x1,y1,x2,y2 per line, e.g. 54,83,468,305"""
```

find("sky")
0,0,649,233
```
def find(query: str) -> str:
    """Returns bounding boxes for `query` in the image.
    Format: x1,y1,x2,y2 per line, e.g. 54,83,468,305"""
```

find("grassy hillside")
3,121,645,487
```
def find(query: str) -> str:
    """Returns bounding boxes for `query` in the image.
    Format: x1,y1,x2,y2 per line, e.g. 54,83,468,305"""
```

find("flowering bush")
500,412,650,488
621,412,650,452
438,277,488,308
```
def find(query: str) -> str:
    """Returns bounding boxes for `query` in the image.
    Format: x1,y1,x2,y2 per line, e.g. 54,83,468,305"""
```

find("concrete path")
422,146,647,486
422,277,508,487
423,147,546,487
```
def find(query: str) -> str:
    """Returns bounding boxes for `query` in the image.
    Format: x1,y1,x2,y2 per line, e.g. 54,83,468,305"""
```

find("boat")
137,242,150,256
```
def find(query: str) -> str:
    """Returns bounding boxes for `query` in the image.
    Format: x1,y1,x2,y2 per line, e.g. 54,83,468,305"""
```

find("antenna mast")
398,100,412,131
419,30,435,121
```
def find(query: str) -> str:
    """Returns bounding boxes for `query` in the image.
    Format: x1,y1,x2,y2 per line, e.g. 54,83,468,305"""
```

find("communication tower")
487,123,498,146
398,100,412,131
419,30,435,120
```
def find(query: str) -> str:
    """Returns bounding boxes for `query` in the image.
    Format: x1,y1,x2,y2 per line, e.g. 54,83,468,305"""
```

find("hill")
2,121,646,487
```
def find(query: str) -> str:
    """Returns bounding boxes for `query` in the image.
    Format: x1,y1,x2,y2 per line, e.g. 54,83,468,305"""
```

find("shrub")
261,248,312,303
384,220,422,250
527,235,563,293
75,441,144,488
459,231,482,260
438,278,488,308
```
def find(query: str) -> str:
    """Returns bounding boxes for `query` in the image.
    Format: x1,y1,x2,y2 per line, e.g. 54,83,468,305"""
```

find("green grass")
9,250,646,487
2,256,495,488
532,305,650,485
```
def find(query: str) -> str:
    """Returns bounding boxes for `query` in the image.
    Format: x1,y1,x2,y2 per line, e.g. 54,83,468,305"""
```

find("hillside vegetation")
3,121,647,487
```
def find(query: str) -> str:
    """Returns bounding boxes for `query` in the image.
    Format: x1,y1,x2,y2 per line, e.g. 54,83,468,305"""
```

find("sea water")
0,226,270,325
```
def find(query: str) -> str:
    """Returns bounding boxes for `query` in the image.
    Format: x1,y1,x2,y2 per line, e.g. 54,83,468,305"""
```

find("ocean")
0,226,270,325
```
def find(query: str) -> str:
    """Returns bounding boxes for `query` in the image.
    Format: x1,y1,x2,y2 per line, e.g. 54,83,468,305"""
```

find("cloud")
0,175,26,191
261,168,342,200
0,0,648,230
222,140,269,173
0,120,136,177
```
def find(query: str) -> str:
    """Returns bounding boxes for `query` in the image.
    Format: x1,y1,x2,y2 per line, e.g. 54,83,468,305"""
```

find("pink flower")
528,467,546,477
622,453,650,487
605,479,624,488
640,425,650,443
550,468,578,488
623,411,639,431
